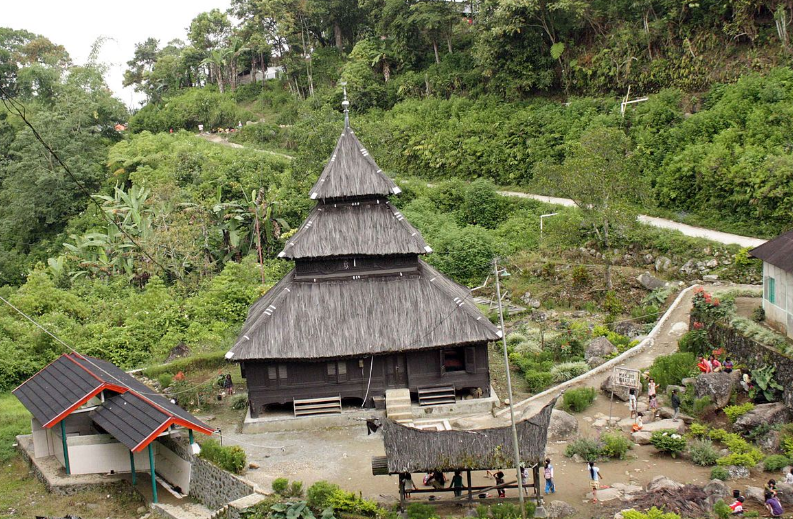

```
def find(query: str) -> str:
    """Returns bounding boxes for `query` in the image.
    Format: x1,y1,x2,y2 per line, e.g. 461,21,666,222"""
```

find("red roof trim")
130,390,212,435
64,353,106,383
132,418,173,453
43,385,105,428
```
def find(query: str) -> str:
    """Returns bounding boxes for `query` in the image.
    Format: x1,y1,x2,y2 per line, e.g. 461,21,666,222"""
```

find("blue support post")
189,430,194,444
60,420,70,475
148,444,157,504
129,450,136,485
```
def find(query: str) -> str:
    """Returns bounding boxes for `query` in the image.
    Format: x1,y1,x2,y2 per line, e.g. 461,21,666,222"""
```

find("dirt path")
197,133,294,160
497,191,766,248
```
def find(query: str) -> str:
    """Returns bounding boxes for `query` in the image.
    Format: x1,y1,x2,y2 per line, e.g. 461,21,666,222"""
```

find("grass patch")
142,351,228,378
0,392,30,462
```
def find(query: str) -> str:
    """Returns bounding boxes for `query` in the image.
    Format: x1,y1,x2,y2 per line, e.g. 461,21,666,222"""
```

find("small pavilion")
13,352,213,503
372,398,557,508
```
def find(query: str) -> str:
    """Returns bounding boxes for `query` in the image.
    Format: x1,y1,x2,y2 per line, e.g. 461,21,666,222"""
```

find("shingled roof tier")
750,229,793,272
279,198,431,259
228,260,501,361
310,127,400,200
381,398,557,473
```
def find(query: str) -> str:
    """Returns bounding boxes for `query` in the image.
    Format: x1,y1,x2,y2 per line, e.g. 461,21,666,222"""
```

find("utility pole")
494,257,526,519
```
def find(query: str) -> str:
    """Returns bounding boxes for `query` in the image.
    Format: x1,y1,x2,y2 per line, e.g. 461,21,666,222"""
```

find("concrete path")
197,133,294,160
497,190,766,248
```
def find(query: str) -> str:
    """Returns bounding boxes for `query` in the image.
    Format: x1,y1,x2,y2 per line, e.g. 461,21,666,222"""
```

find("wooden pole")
467,470,473,504
130,450,136,485
60,420,70,475
148,444,158,504
399,477,405,511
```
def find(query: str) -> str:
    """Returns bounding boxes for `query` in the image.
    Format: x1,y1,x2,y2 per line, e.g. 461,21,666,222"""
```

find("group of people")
401,458,557,500
697,355,734,374
628,376,659,432
728,476,791,517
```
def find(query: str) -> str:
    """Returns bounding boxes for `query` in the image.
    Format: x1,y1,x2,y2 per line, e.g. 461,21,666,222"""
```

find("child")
766,479,778,497
632,412,644,432
647,378,657,400
544,458,555,494
400,473,414,499
588,461,602,503
671,388,681,422
628,388,637,419
723,357,734,373
451,470,463,497
494,471,506,498
649,394,659,420
786,468,793,485
728,496,744,515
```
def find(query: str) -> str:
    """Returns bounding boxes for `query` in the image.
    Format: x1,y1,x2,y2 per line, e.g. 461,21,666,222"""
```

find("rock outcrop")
733,403,793,433
694,372,735,409
548,409,579,441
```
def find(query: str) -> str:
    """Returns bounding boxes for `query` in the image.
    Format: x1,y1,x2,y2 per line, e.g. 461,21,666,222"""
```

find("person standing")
647,378,657,400
786,468,793,485
493,471,506,498
543,458,555,494
400,473,414,499
224,373,234,395
628,388,638,419
588,461,602,503
648,394,659,421
451,471,464,497
671,388,681,422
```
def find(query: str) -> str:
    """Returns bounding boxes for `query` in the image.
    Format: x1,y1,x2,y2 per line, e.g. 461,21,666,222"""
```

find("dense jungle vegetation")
0,0,791,396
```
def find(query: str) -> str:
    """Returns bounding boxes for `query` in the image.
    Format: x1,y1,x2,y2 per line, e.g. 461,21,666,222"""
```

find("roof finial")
341,82,350,128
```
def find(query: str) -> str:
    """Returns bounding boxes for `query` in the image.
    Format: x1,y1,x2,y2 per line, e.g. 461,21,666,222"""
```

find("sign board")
613,367,641,389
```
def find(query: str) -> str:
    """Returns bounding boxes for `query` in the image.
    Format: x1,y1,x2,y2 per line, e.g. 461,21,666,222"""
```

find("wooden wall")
241,343,491,417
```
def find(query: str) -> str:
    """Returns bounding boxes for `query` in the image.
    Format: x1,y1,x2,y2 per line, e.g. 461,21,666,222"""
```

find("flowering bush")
650,430,687,458
691,287,731,322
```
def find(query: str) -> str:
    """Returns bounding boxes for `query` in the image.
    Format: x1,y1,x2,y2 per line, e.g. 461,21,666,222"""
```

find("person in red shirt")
697,356,712,373
729,496,744,514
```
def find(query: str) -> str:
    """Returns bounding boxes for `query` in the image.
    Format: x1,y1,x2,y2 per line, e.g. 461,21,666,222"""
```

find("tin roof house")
227,98,500,418
750,229,793,339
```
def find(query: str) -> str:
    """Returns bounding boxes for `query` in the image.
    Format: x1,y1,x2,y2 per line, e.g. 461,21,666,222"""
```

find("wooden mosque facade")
228,103,500,417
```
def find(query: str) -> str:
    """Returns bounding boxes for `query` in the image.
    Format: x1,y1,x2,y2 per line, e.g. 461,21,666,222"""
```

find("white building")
750,230,793,339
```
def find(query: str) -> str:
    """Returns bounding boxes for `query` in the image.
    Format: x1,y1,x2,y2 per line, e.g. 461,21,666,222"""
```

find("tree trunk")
603,218,612,290
383,61,391,82
334,22,343,50
432,40,440,64
447,34,453,54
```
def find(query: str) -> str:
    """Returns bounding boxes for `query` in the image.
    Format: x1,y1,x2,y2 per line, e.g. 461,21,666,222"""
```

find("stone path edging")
495,284,699,416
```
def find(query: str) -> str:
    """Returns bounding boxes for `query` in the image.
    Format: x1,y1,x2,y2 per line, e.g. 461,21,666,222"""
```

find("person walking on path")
544,458,555,494
671,388,681,422
588,462,602,503
450,471,464,497
224,373,234,395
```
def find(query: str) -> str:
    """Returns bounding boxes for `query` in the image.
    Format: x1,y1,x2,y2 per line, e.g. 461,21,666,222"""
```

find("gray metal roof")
750,229,793,272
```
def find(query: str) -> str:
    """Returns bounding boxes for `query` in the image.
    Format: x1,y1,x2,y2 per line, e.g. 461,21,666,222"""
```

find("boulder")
545,501,577,519
670,322,688,335
637,273,667,290
587,337,617,361
734,403,793,433
638,418,685,434
646,476,683,492
703,274,719,282
631,431,653,445
705,259,719,268
694,372,735,409
746,486,765,504
726,465,750,479
655,256,672,272
703,479,730,502
776,482,793,505
757,430,780,452
586,487,622,502
548,409,579,441
657,407,694,424
601,375,642,402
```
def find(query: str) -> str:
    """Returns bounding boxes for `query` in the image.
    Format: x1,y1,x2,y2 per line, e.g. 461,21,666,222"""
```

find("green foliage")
693,396,714,418
714,499,732,519
677,330,711,357
0,393,30,462
199,439,246,474
688,423,708,438
621,507,682,519
763,455,792,472
129,88,254,133
564,437,602,462
524,371,554,393
268,502,321,519
710,466,730,481
650,430,687,458
601,432,631,460
751,306,765,322
648,352,696,390
688,439,719,466
406,503,439,519
550,361,589,383
561,387,596,413
307,481,341,511
750,365,784,402
711,430,764,467
157,373,173,389
327,489,378,516
723,403,754,423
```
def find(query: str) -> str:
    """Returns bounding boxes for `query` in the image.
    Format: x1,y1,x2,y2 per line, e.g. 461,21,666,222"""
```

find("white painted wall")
31,418,54,458
155,442,191,493
762,262,793,339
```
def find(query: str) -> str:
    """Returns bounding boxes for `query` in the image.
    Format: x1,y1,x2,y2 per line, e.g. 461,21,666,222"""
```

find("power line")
0,85,177,280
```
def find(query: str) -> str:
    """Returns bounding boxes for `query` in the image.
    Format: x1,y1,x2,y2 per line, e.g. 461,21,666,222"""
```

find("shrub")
717,452,763,468
550,361,589,383
158,373,173,389
406,502,439,519
307,481,341,510
506,332,528,347
688,423,708,438
621,507,682,519
601,432,632,460
723,403,754,423
692,396,714,418
272,478,290,496
648,352,696,389
491,503,521,519
650,430,687,458
708,428,729,442
524,371,554,392
751,306,765,322
562,387,597,412
714,499,732,519
571,266,590,287
329,489,379,516
564,437,602,462
688,439,719,466
678,330,711,356
289,481,305,498
232,395,248,410
199,439,246,474
763,455,792,472
711,466,730,481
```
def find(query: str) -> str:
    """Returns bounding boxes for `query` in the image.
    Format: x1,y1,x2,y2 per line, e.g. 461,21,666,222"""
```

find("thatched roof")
381,399,557,473
279,198,430,259
310,127,400,200
750,229,793,272
228,260,500,361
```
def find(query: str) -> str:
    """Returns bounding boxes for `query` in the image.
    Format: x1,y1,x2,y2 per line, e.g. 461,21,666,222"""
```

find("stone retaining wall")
158,436,256,511
701,320,793,409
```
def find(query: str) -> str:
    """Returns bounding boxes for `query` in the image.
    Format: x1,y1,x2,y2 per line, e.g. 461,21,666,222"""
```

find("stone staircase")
385,388,413,425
